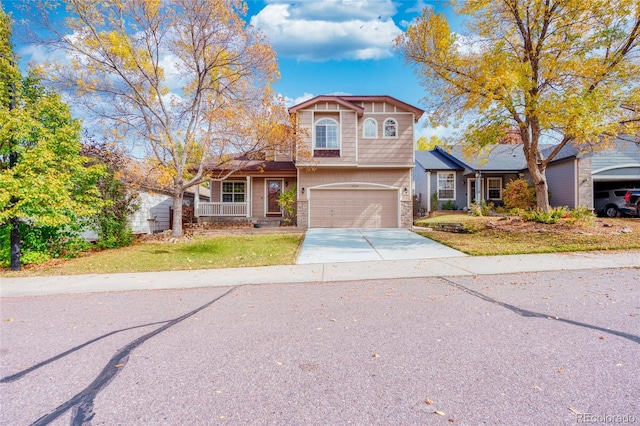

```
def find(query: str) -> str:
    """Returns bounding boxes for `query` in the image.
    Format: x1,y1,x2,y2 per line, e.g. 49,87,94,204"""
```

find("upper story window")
315,118,339,149
363,118,377,138
383,118,398,138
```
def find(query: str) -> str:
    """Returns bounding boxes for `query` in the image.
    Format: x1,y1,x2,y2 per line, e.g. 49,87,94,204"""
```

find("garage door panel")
309,189,398,228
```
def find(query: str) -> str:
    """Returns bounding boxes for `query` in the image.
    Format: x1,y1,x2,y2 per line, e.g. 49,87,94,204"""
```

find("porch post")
475,171,482,203
194,185,200,218
246,176,251,217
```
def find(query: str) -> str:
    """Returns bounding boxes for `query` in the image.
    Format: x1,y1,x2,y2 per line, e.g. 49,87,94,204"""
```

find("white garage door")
309,189,398,228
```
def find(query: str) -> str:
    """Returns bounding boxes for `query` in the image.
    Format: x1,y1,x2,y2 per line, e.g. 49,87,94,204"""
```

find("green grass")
414,215,640,255
2,233,305,277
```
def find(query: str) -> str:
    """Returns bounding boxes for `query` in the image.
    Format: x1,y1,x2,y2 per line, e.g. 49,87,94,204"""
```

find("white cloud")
405,0,432,14
415,115,455,140
283,92,315,107
251,0,403,61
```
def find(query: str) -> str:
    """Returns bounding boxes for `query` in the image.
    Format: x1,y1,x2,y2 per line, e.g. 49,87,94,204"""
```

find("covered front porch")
194,164,297,221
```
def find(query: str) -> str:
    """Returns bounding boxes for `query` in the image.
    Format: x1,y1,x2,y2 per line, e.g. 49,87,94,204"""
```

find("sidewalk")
1,250,638,297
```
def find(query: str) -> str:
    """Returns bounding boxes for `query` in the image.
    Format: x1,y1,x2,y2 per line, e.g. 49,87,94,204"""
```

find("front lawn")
1,233,305,277
414,215,640,255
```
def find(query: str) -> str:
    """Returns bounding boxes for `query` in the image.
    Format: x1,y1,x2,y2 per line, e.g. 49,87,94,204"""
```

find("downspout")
574,159,579,208
426,170,431,212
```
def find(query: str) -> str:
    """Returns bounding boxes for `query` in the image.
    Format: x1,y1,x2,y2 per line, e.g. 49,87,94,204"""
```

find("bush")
521,207,567,224
1,222,91,267
441,199,458,210
503,179,536,210
277,184,297,225
470,200,495,216
83,142,139,249
564,206,596,225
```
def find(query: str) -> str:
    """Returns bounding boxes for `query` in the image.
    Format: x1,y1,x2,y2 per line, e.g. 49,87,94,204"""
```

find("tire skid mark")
30,286,237,426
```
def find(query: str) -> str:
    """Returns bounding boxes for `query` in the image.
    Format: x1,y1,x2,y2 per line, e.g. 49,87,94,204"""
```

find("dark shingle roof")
437,145,528,172
415,149,463,170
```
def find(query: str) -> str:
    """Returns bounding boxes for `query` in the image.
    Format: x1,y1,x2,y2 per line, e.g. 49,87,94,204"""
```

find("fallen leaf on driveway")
373,353,380,358
434,410,445,416
569,407,581,415
424,399,434,405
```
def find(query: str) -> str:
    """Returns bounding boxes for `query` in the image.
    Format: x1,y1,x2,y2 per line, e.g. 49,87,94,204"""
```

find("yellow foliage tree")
24,0,301,236
415,135,446,150
395,0,640,211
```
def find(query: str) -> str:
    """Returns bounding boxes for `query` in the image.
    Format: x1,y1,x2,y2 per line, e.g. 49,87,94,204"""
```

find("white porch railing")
197,202,247,217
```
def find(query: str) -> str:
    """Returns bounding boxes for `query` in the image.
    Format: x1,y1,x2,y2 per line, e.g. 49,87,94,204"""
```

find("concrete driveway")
296,228,467,264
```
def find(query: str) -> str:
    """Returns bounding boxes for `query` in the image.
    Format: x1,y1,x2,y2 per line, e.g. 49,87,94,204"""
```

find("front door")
266,180,282,216
467,178,484,207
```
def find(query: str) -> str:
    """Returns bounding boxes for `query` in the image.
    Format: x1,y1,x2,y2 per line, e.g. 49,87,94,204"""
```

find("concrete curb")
1,250,638,297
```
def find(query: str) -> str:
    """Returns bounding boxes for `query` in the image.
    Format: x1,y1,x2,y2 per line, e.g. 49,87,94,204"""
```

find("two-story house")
290,95,423,228
198,95,424,228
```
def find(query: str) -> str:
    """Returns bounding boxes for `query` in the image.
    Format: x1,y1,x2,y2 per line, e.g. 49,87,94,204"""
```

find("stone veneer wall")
401,200,413,228
297,200,309,229
578,157,593,209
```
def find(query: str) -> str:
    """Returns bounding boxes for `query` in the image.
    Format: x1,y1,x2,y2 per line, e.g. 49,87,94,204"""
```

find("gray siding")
546,160,577,208
413,163,428,211
428,170,466,210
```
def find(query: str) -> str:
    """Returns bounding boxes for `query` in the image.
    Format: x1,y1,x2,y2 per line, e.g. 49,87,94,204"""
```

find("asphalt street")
1,268,638,425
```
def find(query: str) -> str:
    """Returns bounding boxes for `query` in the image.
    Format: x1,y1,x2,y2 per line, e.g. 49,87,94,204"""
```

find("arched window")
363,118,377,138
315,118,339,148
383,118,398,138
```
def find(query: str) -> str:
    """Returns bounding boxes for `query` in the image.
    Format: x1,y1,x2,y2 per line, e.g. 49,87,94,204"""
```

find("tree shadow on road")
442,278,640,345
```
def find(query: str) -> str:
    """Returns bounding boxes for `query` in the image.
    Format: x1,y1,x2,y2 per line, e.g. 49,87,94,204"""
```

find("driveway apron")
296,228,467,264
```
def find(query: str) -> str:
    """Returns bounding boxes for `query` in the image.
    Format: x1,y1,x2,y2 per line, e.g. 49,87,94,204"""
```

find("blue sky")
3,0,464,139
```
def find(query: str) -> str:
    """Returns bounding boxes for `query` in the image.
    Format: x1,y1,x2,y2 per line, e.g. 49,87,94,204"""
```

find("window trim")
314,118,340,149
486,177,503,200
363,118,378,138
437,171,456,200
383,118,398,139
221,181,246,203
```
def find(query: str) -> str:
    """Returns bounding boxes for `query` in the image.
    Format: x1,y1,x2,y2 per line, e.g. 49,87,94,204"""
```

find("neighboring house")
415,144,527,212
130,185,210,235
81,185,210,240
202,95,424,228
543,138,640,210
414,137,640,212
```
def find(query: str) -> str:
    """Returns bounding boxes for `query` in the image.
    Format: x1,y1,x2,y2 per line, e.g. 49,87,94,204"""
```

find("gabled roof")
430,145,528,174
288,95,424,122
415,149,463,171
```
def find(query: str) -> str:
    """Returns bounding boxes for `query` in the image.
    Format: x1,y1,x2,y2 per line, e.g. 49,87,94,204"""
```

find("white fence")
197,202,247,217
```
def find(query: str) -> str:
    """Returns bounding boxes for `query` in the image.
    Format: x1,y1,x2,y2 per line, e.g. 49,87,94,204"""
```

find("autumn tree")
24,0,299,237
1,8,105,269
415,135,446,150
395,0,640,211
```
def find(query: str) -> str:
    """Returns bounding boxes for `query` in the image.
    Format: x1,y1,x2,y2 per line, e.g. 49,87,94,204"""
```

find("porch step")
253,218,284,228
